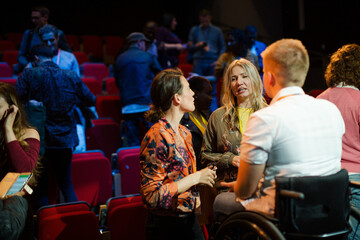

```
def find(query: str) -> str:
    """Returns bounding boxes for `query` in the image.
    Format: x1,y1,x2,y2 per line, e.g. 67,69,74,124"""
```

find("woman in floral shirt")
140,68,216,240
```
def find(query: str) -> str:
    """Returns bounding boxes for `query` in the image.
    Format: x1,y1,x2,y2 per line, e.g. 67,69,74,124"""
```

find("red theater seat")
95,95,122,124
37,201,100,240
116,146,141,195
0,62,13,77
71,151,112,206
104,77,119,94
0,77,16,85
178,63,193,78
85,118,122,160
73,51,89,65
81,77,103,96
106,194,146,240
2,50,18,71
81,62,109,82
81,35,103,60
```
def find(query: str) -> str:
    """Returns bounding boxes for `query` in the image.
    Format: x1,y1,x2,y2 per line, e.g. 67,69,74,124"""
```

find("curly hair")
325,43,360,89
221,59,267,130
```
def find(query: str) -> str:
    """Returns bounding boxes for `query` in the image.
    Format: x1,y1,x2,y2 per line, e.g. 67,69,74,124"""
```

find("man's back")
244,86,344,183
115,46,161,107
16,61,95,148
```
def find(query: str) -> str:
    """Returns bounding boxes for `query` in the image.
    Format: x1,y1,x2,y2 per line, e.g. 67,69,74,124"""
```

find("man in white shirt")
213,39,345,219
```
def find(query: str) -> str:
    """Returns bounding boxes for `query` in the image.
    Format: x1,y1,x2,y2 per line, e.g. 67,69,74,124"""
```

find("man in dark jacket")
15,45,95,208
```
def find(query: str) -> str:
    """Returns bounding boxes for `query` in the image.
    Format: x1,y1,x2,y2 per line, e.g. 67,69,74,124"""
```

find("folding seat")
2,50,18,72
0,77,17,86
85,118,122,160
4,32,23,49
0,62,13,77
81,35,103,61
103,35,124,64
104,76,119,94
106,194,147,240
178,52,188,64
65,34,80,51
178,63,193,78
0,40,16,52
71,150,113,206
81,62,109,82
95,95,122,124
115,146,141,195
81,77,103,96
37,201,101,240
72,51,89,65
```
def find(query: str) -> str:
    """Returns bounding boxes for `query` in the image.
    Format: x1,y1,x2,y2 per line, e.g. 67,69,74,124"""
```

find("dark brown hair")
145,68,184,123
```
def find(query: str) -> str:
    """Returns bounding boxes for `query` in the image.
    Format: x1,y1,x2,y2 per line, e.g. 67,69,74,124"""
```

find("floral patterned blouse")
140,118,199,216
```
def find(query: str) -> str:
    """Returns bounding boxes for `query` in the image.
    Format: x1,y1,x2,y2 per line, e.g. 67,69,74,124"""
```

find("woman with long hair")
140,68,216,240
201,58,267,193
0,82,40,180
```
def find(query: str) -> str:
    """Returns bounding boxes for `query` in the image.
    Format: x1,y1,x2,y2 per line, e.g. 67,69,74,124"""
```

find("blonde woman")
201,58,267,193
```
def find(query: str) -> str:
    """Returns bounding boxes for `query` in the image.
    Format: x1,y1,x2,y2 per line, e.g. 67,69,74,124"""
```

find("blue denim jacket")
16,61,95,149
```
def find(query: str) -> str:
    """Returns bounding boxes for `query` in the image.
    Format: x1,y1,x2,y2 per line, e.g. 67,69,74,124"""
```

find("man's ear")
268,71,276,86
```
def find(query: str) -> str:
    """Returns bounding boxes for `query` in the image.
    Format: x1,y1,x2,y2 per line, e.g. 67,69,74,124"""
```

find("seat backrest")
37,201,100,240
178,63,193,78
275,169,350,235
81,62,109,82
73,51,89,65
0,62,13,77
65,34,80,51
85,118,122,160
95,95,122,124
71,151,113,206
81,35,103,59
81,77,103,96
104,77,119,94
2,50,18,70
106,194,146,240
0,78,17,86
0,40,16,52
117,147,141,195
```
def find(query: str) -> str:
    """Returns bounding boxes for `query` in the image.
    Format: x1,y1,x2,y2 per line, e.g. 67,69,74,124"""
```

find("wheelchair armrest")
350,181,360,188
351,206,360,222
279,189,304,200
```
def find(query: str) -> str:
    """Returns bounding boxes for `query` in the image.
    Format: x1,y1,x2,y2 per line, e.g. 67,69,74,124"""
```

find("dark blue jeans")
35,148,78,208
348,174,360,240
121,112,152,147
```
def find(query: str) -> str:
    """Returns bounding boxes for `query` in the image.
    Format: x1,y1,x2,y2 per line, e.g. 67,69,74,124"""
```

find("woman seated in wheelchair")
213,39,345,228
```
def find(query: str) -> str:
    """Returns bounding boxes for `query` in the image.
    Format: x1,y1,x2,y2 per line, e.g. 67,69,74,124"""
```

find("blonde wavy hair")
221,58,267,130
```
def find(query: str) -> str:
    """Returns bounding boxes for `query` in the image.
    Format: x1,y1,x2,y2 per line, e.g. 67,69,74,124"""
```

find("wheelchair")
213,169,360,240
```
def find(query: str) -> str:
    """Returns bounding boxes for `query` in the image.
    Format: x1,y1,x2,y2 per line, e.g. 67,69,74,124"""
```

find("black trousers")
145,211,205,240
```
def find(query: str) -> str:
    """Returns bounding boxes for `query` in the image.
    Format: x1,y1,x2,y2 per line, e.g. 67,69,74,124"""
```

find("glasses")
31,16,41,20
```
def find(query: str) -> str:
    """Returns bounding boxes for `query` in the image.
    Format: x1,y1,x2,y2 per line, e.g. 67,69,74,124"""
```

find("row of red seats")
37,194,147,240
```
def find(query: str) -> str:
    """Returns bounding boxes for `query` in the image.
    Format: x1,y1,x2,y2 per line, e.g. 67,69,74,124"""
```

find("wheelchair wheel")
214,211,285,240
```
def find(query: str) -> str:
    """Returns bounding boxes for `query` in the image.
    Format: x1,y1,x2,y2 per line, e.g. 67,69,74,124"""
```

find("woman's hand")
232,156,241,167
2,105,18,131
177,167,217,193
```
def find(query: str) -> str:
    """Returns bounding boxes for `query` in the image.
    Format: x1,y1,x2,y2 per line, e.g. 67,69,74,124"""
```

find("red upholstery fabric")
104,77,119,94
37,202,100,240
178,63,193,78
85,118,122,160
81,77,103,96
71,151,113,206
2,50,18,71
107,195,146,240
65,34,80,51
81,35,103,59
0,78,16,85
95,95,122,124
0,40,16,52
73,51,89,66
4,32,23,48
104,36,124,58
81,62,109,82
0,62,12,77
117,147,141,195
